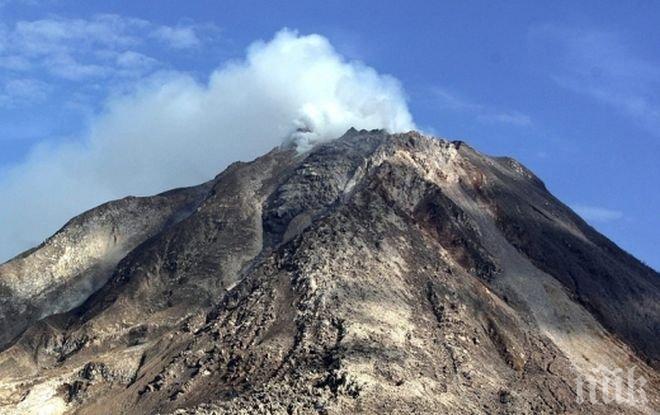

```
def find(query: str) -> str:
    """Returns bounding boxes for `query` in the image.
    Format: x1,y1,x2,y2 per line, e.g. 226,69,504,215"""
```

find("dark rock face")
459,146,660,366
0,130,657,414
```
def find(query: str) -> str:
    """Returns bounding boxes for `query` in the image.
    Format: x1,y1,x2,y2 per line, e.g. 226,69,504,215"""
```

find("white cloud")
572,204,624,223
45,53,110,80
151,26,200,49
0,77,50,107
0,28,415,262
432,87,532,127
478,111,531,127
4,77,48,97
12,15,145,56
115,51,157,69
530,25,660,134
0,14,217,81
0,0,37,8
0,55,32,71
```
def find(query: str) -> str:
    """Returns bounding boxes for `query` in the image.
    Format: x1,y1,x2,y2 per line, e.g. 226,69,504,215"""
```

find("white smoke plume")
0,29,415,261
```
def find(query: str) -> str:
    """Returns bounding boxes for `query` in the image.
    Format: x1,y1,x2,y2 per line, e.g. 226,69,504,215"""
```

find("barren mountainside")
0,129,658,414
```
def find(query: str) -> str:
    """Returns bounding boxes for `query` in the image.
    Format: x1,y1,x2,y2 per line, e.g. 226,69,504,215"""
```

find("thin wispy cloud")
530,24,660,135
572,204,624,223
0,0,38,7
0,14,219,107
0,77,50,107
432,87,532,127
151,26,201,49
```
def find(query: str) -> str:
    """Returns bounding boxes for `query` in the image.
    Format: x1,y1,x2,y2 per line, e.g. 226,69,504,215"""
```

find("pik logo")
575,365,648,407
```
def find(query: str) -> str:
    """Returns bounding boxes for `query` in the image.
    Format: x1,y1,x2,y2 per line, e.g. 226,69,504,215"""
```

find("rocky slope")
0,129,658,414
0,184,211,351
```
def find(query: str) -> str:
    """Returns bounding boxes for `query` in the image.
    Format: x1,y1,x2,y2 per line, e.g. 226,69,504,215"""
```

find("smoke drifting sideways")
0,29,415,262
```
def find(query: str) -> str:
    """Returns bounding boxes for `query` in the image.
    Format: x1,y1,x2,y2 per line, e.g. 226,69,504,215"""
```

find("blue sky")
0,0,658,269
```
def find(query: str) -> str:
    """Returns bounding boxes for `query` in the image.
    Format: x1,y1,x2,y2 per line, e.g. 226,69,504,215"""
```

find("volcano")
0,129,658,414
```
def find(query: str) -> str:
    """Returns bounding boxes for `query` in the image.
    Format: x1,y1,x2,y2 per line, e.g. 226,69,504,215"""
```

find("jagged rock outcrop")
0,129,658,414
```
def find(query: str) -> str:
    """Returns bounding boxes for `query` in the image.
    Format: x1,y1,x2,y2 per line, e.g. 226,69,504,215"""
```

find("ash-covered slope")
0,183,210,350
0,129,658,415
